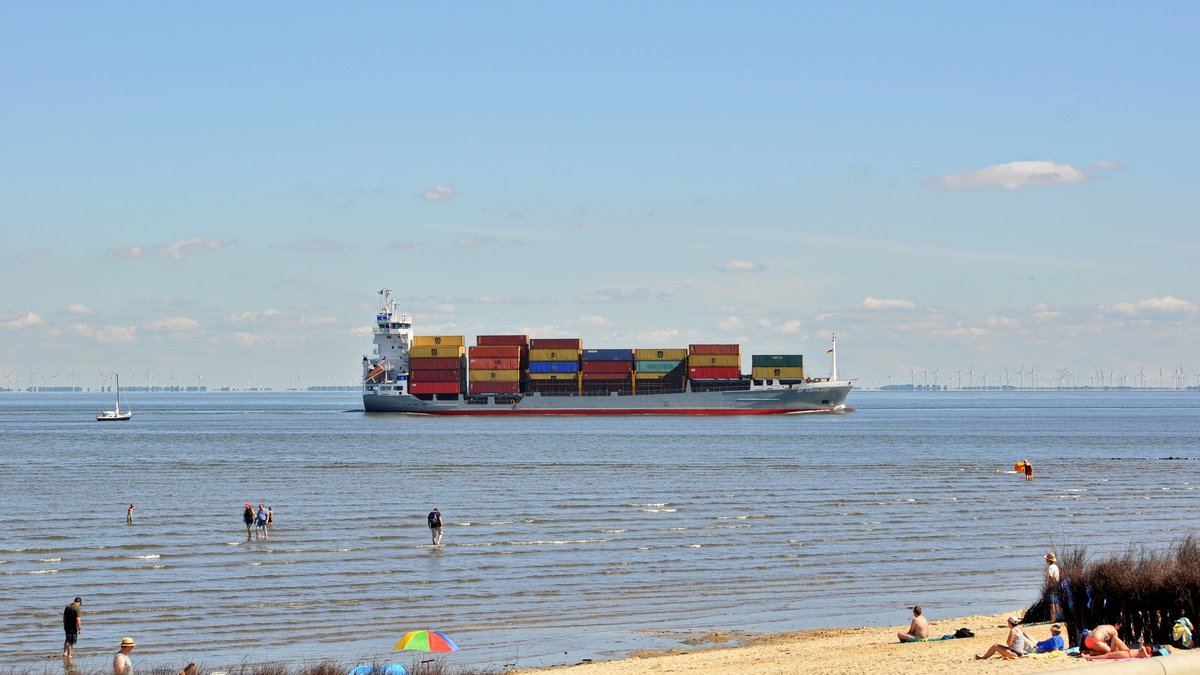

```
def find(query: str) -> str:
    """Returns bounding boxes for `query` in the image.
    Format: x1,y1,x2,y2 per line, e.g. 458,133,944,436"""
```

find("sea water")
1,390,1198,671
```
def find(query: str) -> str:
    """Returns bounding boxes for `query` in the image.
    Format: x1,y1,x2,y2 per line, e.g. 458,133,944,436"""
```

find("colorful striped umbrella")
393,630,459,653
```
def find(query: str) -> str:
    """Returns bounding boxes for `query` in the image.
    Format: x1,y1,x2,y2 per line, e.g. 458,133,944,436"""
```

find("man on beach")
897,605,931,642
113,636,136,675
1036,624,1065,652
62,596,82,658
428,508,443,546
1045,552,1061,620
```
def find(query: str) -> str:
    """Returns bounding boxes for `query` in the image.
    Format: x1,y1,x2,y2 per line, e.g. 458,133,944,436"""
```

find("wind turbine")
953,369,962,390
1015,366,1025,389
1028,363,1037,389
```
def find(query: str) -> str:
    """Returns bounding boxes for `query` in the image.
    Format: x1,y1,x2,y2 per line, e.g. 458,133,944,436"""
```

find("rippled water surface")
2,390,1198,671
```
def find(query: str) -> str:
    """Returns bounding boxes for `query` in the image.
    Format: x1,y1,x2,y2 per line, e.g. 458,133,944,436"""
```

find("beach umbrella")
348,665,407,675
393,629,459,653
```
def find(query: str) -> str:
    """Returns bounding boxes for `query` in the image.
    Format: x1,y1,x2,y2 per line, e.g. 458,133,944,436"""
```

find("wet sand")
512,612,1096,674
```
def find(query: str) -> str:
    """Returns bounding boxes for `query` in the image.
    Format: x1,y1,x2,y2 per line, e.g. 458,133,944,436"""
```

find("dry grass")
1025,535,1200,647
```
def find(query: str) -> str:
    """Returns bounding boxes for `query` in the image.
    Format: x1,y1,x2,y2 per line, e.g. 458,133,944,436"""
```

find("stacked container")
688,343,742,392
408,336,466,395
527,338,582,394
634,348,687,395
469,336,527,396
751,354,804,382
581,349,634,395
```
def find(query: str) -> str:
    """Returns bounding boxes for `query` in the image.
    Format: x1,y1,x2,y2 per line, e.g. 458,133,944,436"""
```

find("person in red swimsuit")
1083,624,1130,655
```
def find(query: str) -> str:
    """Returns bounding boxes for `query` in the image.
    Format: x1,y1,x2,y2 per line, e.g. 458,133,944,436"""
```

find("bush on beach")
1025,535,1200,647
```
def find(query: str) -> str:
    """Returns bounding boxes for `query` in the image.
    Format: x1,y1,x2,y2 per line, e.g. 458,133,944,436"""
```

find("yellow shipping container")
688,354,741,367
412,335,465,347
527,373,579,381
469,369,521,382
409,345,466,359
528,348,582,362
634,348,688,361
752,366,805,380
634,372,668,380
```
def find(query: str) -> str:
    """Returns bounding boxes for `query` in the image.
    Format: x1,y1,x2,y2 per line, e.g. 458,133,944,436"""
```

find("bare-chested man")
897,605,931,642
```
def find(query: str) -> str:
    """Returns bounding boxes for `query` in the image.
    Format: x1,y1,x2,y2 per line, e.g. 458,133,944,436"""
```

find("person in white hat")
1045,552,1061,619
113,636,136,675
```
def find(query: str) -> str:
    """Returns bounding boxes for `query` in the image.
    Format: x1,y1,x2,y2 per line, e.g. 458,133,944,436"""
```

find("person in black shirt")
427,508,443,546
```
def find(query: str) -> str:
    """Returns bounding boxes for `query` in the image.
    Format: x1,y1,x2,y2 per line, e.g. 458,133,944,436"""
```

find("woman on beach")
1081,623,1131,656
975,616,1032,660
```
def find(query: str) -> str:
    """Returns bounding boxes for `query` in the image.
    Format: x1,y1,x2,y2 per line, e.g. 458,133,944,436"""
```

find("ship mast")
829,334,838,382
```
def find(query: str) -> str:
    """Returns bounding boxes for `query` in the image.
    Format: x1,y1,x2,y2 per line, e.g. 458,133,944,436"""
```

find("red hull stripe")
401,406,853,416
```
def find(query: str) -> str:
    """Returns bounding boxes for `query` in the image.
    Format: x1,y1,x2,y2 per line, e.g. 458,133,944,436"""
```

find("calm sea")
2,390,1198,671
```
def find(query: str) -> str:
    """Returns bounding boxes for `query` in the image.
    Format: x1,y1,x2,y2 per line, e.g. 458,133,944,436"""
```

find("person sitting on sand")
897,605,931,642
975,616,1032,659
1035,623,1065,652
1081,623,1130,656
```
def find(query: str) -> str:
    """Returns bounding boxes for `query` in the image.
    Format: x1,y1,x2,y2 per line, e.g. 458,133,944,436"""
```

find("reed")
1026,535,1200,647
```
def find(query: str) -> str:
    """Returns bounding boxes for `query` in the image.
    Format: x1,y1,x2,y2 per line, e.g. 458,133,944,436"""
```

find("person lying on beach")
1081,623,1130,655
975,616,1032,660
897,606,931,642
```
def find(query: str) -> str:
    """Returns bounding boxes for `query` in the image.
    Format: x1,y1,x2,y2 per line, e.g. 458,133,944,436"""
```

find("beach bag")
954,628,974,638
1174,617,1193,649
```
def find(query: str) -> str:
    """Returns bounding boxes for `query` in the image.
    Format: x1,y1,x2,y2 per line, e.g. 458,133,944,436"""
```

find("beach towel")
900,635,955,643
1025,650,1064,659
1174,617,1193,648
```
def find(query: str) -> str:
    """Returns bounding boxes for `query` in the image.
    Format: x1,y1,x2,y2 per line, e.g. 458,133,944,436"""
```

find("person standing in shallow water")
242,503,255,538
62,596,82,658
428,508,443,546
127,503,134,524
1024,461,1033,480
255,503,269,540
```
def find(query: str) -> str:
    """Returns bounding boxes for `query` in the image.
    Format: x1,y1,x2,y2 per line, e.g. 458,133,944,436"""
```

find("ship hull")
363,382,853,415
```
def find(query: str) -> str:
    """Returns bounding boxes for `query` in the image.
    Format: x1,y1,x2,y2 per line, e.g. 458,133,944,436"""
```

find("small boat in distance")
97,374,133,421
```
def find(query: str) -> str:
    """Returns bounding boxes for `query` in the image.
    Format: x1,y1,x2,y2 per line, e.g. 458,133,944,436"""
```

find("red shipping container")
688,344,741,356
408,381,461,394
469,357,520,370
469,381,522,394
477,335,529,347
583,372,632,381
408,357,462,369
582,361,632,374
529,338,583,349
689,366,742,379
469,345,523,359
409,368,462,382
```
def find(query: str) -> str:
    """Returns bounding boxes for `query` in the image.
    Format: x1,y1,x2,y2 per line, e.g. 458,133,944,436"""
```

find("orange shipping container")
469,357,520,370
688,344,740,356
469,345,523,359
408,381,461,395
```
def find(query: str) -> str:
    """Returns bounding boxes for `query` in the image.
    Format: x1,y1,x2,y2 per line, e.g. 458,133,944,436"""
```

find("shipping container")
751,354,804,368
581,348,634,362
527,373,579,381
407,357,463,369
468,381,521,395
634,360,682,373
409,345,466,359
582,361,632,374
476,335,528,347
469,357,521,370
583,372,632,381
687,354,741,367
528,361,580,374
528,348,582,362
408,381,462,395
409,369,462,382
688,366,742,380
468,345,523,359
634,348,688,361
468,369,521,382
751,366,805,380
635,371,669,380
412,335,465,347
688,344,740,356
529,338,583,350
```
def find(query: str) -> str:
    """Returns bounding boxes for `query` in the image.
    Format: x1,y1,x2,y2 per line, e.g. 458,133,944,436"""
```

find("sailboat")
96,374,133,421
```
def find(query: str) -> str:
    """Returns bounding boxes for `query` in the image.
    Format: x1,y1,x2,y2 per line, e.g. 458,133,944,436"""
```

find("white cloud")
71,323,138,343
299,316,339,326
932,160,1091,191
230,331,282,347
435,303,457,314
145,317,200,332
859,297,917,310
636,328,681,343
110,245,143,258
283,238,343,252
720,259,766,273
579,288,655,303
1,311,45,329
226,309,284,323
420,184,458,201
67,304,94,315
578,315,612,327
718,316,744,330
387,240,416,250
774,319,802,335
1091,158,1124,171
987,317,1020,328
1110,296,1197,316
455,236,491,247
158,238,224,260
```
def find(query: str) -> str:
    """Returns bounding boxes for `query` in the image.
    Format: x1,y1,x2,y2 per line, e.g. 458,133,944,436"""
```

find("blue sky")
2,2,1197,390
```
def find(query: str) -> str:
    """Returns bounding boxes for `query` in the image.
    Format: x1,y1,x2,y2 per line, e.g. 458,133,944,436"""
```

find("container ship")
362,289,854,415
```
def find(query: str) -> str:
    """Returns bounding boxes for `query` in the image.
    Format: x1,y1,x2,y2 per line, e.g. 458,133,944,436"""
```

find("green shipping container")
634,360,682,373
751,354,803,368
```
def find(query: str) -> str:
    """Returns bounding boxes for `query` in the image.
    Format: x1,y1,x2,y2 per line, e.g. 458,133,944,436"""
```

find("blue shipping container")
582,348,634,361
528,361,580,374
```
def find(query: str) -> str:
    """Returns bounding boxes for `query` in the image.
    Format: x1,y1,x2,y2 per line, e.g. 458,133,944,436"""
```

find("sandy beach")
513,612,1095,675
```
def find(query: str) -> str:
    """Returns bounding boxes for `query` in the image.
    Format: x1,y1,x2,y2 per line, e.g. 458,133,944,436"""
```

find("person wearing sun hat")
113,636,136,675
1045,552,1061,620
1036,623,1065,652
